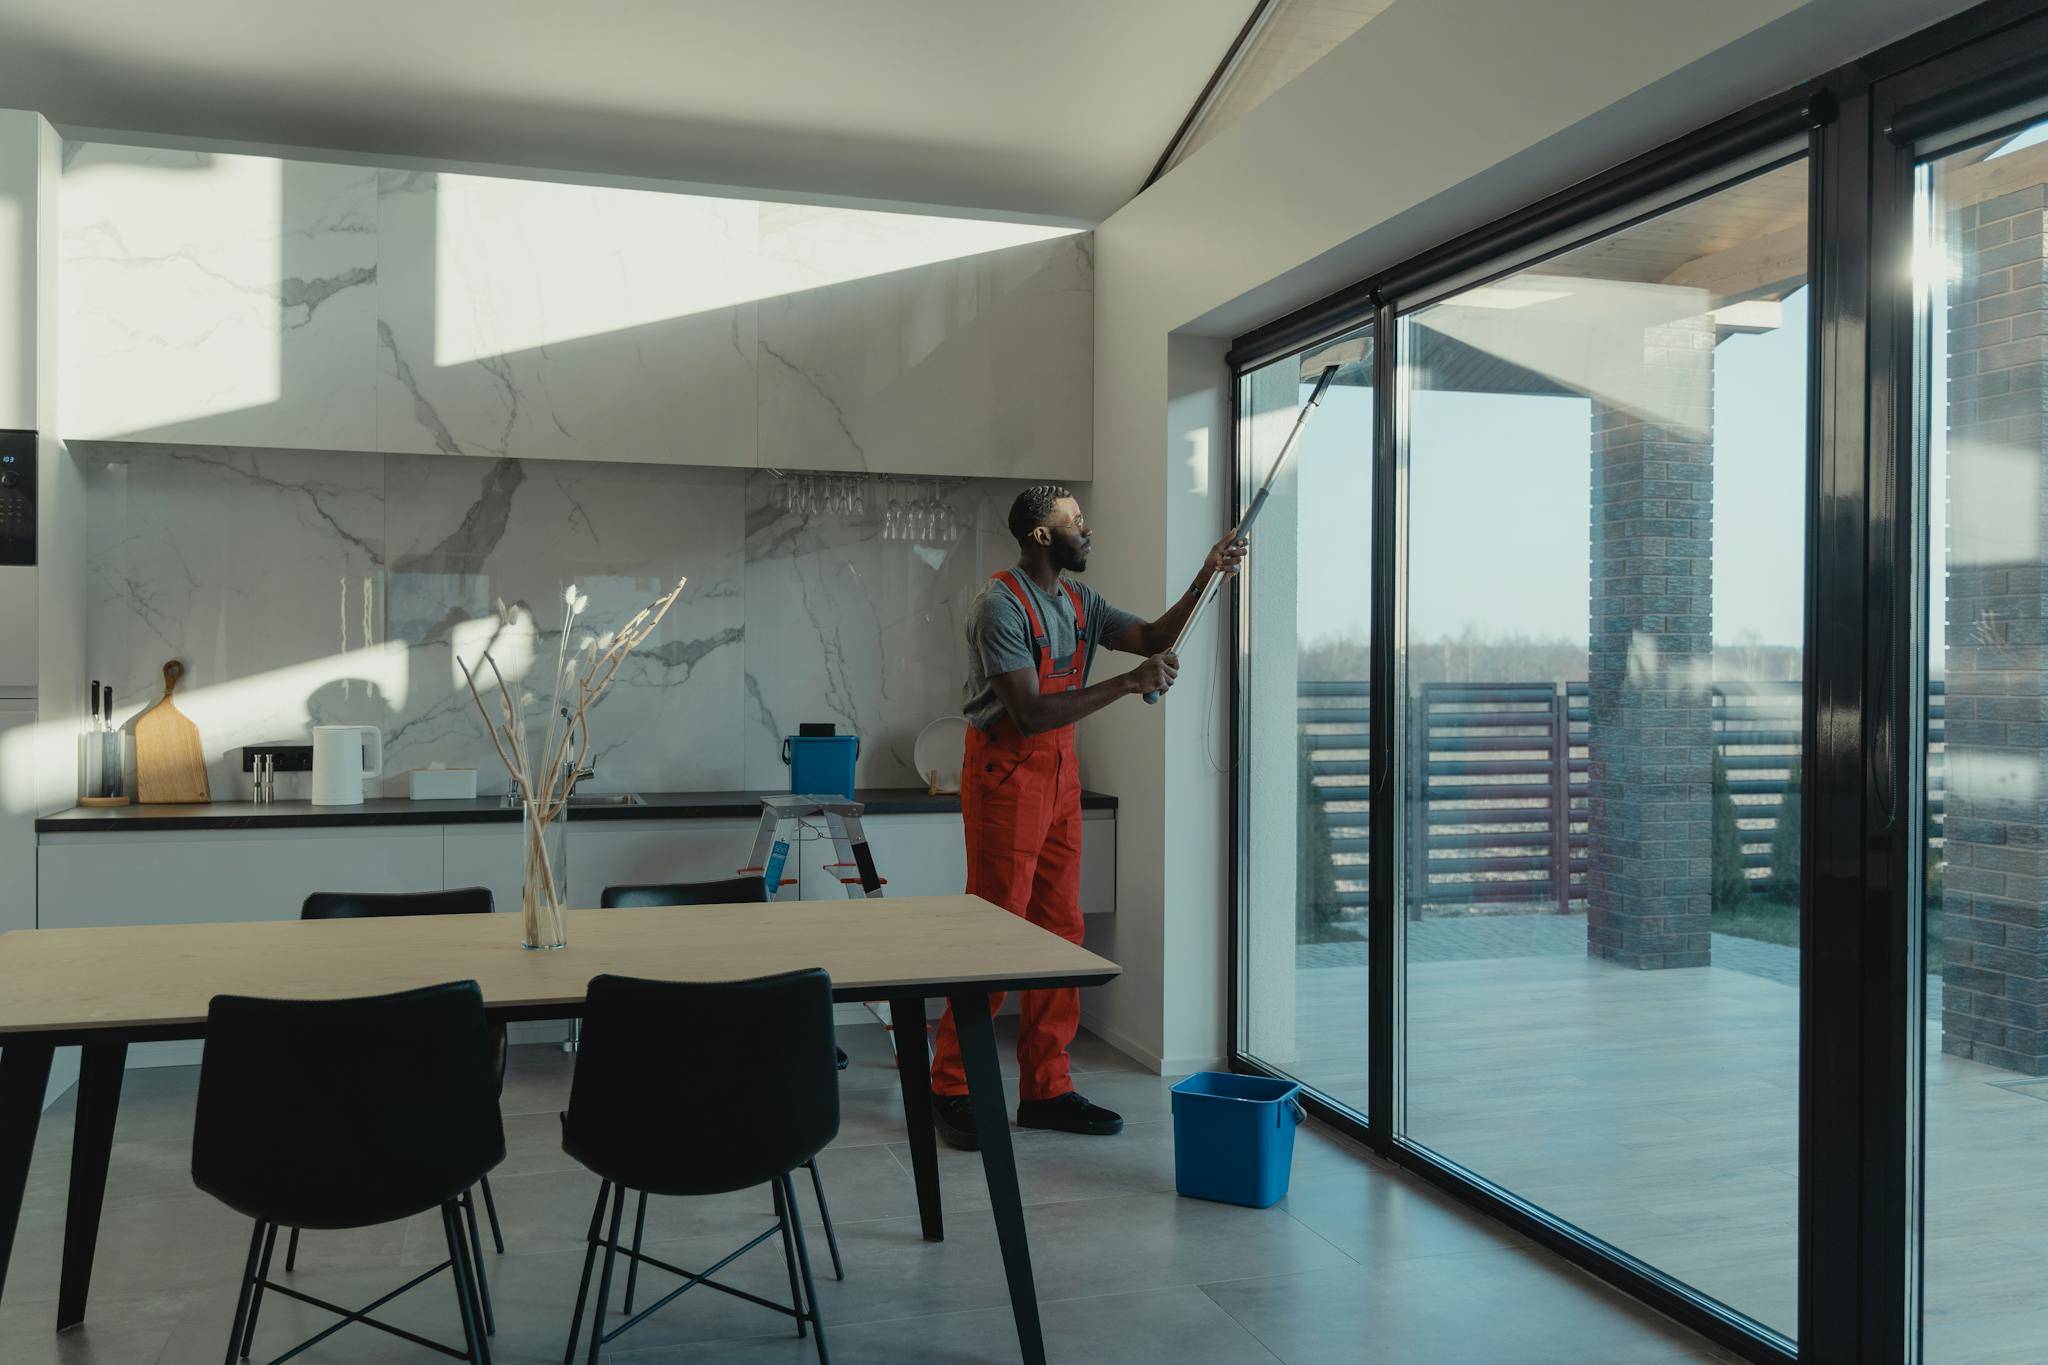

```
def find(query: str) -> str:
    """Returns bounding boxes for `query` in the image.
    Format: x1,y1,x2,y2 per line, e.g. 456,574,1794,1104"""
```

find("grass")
1711,894,1799,949
1712,888,1946,972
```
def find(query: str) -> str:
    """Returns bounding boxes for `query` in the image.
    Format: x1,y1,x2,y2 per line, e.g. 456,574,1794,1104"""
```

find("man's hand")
1202,531,1250,582
1128,652,1179,697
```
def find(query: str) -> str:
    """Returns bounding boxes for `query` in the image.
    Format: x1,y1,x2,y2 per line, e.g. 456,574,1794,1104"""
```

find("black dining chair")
290,887,508,1321
192,981,506,1365
598,875,769,909
599,876,846,1282
561,969,838,1365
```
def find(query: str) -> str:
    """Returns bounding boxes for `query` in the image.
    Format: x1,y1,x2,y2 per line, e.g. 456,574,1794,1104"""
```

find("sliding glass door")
1909,105,2048,1365
1393,157,1811,1338
1237,325,1375,1112
1227,10,2048,1359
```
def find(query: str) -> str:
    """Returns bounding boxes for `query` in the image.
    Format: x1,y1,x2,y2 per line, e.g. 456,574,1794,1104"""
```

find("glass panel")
1917,116,2048,1363
1399,159,1809,1336
1239,325,1375,1111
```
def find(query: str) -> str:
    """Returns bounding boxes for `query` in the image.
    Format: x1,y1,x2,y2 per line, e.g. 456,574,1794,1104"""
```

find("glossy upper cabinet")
0,110,57,432
58,144,1094,480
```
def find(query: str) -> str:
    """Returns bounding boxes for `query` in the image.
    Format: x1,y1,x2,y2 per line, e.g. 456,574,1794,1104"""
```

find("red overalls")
930,570,1089,1102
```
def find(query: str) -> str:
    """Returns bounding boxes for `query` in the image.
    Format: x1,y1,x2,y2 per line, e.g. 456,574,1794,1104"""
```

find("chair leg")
562,1181,609,1365
584,1184,626,1365
452,1201,495,1365
782,1173,830,1365
622,1190,648,1313
442,1202,488,1365
221,1222,266,1365
804,1158,845,1281
773,1177,807,1340
478,1175,506,1254
460,1188,497,1335
282,1226,300,1274
238,1221,278,1359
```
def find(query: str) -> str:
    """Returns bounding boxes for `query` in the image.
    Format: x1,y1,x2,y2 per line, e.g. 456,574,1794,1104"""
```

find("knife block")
79,730,128,805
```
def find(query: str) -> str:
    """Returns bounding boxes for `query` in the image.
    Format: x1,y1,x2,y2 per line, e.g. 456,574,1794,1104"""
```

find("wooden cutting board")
135,660,210,804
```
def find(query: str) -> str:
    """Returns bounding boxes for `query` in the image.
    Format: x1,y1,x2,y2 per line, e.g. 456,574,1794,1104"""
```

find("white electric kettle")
310,725,383,806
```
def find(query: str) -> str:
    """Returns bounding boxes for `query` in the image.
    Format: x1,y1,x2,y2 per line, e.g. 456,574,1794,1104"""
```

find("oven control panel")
0,431,33,567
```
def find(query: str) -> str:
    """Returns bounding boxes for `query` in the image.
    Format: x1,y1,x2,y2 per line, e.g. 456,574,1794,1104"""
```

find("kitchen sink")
567,793,645,807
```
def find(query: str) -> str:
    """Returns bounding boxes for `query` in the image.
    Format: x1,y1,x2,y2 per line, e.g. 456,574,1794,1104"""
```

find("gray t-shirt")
962,572,1144,731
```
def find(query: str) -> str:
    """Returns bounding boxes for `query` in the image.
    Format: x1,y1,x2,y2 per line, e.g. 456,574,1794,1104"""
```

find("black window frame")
1222,4,2048,1362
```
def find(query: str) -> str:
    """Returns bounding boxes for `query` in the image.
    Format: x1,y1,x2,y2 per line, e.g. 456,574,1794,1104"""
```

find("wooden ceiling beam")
1940,141,2048,212
1661,221,1807,305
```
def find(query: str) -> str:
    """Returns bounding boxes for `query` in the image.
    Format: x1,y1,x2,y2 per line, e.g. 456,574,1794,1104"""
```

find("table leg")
888,994,944,1243
950,993,1044,1365
57,1042,126,1331
0,1041,55,1311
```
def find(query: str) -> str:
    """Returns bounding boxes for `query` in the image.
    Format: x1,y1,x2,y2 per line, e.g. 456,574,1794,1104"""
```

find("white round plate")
913,716,971,794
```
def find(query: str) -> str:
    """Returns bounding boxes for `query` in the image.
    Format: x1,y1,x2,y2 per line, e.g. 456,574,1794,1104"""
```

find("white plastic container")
408,766,478,801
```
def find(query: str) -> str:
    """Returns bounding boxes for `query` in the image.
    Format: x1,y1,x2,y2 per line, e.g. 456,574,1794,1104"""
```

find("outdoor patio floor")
1261,915,2045,1361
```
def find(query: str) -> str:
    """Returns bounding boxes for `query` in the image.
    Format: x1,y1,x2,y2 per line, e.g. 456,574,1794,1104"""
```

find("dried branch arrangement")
458,578,687,947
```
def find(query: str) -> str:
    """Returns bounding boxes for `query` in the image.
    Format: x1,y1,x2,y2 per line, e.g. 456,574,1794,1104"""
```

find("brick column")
1941,185,2048,1075
1585,312,1716,969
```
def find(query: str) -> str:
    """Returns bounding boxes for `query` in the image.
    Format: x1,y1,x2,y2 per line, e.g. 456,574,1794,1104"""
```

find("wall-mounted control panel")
0,430,34,567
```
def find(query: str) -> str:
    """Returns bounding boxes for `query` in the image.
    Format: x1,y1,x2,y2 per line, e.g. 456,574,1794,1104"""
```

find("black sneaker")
1016,1091,1123,1136
931,1092,979,1151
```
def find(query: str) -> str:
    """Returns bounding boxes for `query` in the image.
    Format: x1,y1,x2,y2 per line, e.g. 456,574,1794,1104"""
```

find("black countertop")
37,787,1118,834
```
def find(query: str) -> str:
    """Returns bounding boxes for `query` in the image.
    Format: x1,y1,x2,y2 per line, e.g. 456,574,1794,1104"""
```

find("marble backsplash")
79,441,1067,797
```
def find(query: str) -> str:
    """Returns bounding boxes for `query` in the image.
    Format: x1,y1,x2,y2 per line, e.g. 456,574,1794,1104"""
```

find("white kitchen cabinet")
37,826,444,930
440,823,527,917
35,808,1114,931
566,818,760,906
32,805,1114,1070
1080,809,1116,917
803,807,1115,913
847,812,964,899
446,816,763,914
58,143,1094,480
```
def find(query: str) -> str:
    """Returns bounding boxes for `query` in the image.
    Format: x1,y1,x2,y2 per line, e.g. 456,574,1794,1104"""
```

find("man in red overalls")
929,484,1248,1148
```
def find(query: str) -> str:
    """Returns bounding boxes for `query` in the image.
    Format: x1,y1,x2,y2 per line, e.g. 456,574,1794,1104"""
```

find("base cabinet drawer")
37,827,445,929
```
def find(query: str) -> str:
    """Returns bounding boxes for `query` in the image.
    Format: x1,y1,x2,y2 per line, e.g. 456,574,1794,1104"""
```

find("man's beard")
1052,539,1088,573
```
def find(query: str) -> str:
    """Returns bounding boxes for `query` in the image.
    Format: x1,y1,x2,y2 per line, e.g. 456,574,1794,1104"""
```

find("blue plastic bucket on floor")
1170,1072,1306,1209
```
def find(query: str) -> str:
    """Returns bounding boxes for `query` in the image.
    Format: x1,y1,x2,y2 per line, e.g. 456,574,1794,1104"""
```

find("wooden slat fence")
1296,678,1946,914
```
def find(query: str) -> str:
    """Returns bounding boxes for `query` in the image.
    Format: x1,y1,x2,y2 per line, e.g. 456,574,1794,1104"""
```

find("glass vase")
521,797,569,950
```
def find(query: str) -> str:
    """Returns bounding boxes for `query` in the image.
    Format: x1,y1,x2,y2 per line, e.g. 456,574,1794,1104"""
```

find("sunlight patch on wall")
432,172,1078,367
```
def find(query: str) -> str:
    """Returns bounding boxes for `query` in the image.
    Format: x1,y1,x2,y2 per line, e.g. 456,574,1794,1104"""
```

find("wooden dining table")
0,893,1119,1365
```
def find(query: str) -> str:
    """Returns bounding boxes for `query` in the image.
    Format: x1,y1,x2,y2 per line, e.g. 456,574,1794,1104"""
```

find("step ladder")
740,794,886,901
561,796,894,1055
740,795,914,1058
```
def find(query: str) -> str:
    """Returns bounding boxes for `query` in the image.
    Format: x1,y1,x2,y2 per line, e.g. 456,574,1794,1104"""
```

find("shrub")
1297,734,1344,941
1769,758,1801,901
1713,751,1749,907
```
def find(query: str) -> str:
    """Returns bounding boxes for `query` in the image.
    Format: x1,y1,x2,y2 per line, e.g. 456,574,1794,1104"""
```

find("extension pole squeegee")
1144,361,1341,704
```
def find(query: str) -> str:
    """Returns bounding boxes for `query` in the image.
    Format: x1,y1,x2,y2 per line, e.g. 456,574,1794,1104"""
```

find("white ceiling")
1168,0,1395,174
0,0,1255,222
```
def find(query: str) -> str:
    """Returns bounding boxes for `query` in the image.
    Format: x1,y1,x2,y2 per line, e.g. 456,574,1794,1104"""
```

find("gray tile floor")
1,1021,1732,1364
1267,942,2048,1360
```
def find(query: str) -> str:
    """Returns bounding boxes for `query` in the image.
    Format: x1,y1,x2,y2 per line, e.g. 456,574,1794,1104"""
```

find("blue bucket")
1169,1072,1305,1209
782,734,859,800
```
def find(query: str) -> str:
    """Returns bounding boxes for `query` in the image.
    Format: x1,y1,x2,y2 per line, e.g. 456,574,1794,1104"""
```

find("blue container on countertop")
782,734,859,800
1170,1072,1306,1208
